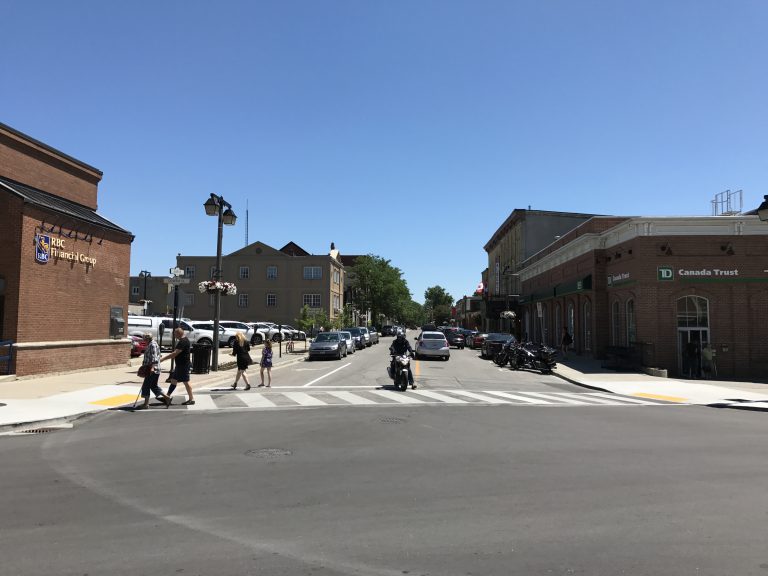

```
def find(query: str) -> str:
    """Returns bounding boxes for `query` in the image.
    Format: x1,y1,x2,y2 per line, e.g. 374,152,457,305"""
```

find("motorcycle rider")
389,332,416,389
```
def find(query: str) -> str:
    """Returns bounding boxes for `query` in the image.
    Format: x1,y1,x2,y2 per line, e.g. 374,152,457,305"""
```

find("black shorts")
171,364,190,383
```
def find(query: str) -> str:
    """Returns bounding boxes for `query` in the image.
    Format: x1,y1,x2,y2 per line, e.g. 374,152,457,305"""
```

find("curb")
0,410,101,434
551,369,612,394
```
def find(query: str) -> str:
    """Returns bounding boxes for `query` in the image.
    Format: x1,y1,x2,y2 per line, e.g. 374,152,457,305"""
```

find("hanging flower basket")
198,280,237,296
500,310,516,319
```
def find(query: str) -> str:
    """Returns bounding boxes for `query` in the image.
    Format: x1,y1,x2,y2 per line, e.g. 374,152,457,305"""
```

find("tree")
350,255,411,325
295,305,330,335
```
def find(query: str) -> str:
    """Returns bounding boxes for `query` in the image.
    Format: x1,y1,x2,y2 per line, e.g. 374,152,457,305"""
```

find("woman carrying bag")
231,332,253,390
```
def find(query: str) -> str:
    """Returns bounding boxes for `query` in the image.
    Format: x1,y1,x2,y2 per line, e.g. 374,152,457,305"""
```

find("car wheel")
198,338,212,347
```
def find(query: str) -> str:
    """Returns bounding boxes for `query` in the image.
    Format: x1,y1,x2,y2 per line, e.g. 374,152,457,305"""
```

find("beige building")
172,241,345,325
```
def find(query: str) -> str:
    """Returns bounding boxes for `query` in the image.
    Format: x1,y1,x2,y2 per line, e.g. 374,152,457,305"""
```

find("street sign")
163,277,190,285
170,267,184,277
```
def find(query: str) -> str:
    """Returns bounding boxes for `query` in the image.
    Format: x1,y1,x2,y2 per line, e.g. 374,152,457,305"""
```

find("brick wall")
0,194,23,341
15,341,130,376
0,129,100,209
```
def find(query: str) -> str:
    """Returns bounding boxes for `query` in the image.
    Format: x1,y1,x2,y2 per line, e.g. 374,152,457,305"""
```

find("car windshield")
315,333,339,342
340,332,351,339
345,328,361,335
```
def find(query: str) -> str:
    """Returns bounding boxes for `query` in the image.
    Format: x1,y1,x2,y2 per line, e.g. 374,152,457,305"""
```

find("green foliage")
296,305,331,333
424,286,453,309
350,255,411,325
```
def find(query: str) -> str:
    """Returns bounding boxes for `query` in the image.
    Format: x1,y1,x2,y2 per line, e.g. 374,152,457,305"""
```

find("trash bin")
192,343,212,374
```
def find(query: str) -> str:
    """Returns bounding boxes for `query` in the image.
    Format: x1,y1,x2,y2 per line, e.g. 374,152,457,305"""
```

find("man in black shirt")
161,327,195,405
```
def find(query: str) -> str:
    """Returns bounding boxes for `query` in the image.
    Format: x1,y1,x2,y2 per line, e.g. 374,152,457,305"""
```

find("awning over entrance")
519,275,592,304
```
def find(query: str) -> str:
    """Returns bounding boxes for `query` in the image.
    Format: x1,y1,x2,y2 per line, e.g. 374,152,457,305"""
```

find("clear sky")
4,1,767,305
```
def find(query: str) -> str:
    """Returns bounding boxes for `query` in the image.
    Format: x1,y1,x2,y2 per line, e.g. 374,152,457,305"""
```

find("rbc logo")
657,266,673,281
35,234,50,264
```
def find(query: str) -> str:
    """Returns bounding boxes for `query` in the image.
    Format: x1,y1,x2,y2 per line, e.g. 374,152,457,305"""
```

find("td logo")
657,266,674,281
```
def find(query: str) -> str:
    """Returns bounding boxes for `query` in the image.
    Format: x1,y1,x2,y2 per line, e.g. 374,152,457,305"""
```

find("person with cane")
135,333,172,409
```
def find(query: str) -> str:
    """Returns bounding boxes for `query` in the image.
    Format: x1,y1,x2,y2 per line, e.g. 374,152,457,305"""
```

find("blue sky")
4,1,768,305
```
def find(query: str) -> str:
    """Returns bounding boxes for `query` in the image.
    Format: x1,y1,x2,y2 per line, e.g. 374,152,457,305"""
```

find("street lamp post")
204,193,237,371
139,270,151,314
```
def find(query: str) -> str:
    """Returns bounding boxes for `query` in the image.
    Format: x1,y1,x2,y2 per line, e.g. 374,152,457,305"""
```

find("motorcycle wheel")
494,352,506,366
397,372,408,392
509,356,520,370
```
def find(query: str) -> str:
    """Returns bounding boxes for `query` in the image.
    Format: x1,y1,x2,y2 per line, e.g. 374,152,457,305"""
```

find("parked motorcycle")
505,341,558,374
390,353,411,391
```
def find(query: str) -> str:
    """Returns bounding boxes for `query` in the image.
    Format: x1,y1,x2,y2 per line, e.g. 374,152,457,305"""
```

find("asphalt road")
3,337,768,575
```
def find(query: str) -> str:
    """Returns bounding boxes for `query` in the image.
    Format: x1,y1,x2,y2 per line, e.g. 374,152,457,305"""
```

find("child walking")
259,340,273,387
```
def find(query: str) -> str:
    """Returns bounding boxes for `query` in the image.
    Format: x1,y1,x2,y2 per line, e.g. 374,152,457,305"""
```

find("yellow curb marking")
414,361,420,377
633,392,688,403
90,394,139,407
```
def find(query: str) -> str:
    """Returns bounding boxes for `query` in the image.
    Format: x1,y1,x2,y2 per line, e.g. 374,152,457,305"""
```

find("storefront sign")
657,266,740,281
35,235,96,267
607,272,630,286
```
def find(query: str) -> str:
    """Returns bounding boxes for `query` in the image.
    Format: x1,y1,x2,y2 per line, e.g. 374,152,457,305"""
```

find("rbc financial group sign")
35,234,97,267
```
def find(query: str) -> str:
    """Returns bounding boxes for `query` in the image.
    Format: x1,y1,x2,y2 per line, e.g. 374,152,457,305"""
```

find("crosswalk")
136,389,688,412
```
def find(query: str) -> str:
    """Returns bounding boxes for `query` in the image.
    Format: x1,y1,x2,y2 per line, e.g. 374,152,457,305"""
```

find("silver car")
308,331,347,360
359,327,372,347
414,331,450,361
367,328,380,345
339,331,356,355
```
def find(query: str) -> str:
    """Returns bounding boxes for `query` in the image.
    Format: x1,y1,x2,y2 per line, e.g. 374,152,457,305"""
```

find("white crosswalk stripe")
136,390,688,413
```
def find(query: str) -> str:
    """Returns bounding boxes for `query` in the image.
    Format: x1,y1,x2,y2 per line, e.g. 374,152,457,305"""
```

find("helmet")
396,332,405,341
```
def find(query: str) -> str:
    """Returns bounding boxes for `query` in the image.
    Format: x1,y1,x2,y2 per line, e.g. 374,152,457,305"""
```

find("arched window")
611,300,621,346
555,303,562,345
583,300,592,351
567,302,575,337
677,296,709,327
626,299,636,344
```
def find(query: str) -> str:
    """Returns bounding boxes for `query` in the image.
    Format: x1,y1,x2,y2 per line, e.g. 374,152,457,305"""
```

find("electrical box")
110,306,125,338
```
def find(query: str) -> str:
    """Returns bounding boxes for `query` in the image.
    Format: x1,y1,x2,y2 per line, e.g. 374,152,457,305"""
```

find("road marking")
481,391,552,404
439,390,504,404
588,392,659,405
633,392,688,403
302,363,351,387
90,394,139,407
520,392,592,405
325,391,378,405
369,390,426,404
282,392,328,406
186,395,217,410
411,390,469,404
238,394,277,408
414,361,421,378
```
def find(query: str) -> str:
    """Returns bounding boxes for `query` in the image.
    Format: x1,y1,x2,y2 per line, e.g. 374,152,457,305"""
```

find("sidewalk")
0,343,308,432
554,354,768,411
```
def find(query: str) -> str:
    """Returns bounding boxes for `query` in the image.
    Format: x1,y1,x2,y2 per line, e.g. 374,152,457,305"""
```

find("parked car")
381,325,395,336
414,331,450,361
339,331,356,355
367,327,380,345
442,329,466,349
481,333,515,359
189,322,235,347
130,334,147,357
281,324,307,341
359,327,372,347
468,332,488,350
343,327,366,350
219,320,258,346
308,331,347,360
251,322,290,342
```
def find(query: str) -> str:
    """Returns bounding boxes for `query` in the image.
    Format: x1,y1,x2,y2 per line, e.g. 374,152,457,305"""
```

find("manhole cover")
379,417,406,424
244,448,292,458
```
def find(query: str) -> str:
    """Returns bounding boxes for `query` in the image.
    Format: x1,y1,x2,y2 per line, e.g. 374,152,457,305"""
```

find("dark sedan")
442,329,466,349
480,333,515,359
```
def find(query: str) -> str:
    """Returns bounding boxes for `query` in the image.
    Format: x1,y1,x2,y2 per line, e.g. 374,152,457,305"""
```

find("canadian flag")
474,281,484,294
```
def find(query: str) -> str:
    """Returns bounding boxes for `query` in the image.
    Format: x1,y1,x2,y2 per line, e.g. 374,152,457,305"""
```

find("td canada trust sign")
657,266,738,281
35,234,97,267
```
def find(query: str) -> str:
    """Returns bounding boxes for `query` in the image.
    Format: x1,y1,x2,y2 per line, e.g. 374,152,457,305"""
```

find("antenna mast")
245,199,249,246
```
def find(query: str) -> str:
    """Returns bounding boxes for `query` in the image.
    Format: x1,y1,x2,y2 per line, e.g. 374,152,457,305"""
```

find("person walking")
231,332,252,390
259,340,273,387
561,327,573,359
136,333,172,409
161,327,195,405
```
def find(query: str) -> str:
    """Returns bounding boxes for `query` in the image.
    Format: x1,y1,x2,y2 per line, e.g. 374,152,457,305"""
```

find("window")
333,269,341,284
611,301,621,346
267,293,277,307
185,265,196,279
677,296,709,327
554,303,562,343
131,286,140,296
567,302,575,339
239,266,249,279
267,265,278,280
626,299,636,344
333,294,340,311
303,266,322,280
303,293,321,308
583,301,592,351
238,293,249,308
184,293,194,306
209,265,217,279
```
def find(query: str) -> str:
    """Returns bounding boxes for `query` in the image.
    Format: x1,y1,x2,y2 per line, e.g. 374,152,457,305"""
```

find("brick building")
517,215,768,380
0,123,133,376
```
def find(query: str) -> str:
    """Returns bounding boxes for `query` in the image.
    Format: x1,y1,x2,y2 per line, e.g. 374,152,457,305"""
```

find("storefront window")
583,300,592,351
611,300,621,346
626,299,636,344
